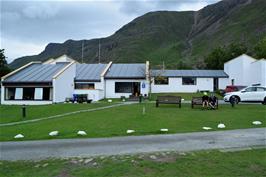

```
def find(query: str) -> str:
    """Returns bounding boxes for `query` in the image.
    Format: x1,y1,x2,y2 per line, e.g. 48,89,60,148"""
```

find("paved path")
0,102,135,127
1,128,265,161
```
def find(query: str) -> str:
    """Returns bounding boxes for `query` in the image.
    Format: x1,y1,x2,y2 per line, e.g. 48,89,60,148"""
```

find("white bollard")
77,130,87,136
49,131,59,136
127,130,135,134
217,123,225,129
14,134,24,139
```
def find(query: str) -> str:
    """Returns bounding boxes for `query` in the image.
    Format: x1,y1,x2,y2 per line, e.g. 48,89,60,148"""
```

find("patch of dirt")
56,169,73,177
249,164,264,173
143,154,177,163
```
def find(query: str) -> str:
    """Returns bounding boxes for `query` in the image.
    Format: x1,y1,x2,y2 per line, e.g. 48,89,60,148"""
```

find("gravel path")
1,128,265,161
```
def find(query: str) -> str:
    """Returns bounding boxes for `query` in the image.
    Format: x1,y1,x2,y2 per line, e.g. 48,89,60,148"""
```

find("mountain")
9,0,266,69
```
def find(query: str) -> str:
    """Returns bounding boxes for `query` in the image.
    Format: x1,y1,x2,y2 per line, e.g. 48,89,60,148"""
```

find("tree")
254,36,266,58
0,49,11,78
205,46,226,69
204,43,248,69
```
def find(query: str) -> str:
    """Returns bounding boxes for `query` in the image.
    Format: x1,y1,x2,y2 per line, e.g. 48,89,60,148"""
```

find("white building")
7,53,266,105
73,63,110,101
104,63,150,98
151,70,229,93
1,61,76,105
224,54,266,86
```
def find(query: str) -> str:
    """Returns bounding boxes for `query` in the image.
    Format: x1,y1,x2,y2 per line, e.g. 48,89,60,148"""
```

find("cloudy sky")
1,0,220,63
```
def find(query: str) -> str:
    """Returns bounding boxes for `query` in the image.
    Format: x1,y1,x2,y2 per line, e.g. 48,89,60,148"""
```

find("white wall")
105,79,149,98
1,100,52,105
53,63,76,103
224,55,266,86
0,85,4,104
249,60,266,86
151,77,214,93
224,54,256,86
218,78,230,90
74,89,104,101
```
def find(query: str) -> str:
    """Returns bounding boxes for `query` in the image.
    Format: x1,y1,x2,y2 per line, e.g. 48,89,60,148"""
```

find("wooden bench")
191,97,218,109
156,96,181,108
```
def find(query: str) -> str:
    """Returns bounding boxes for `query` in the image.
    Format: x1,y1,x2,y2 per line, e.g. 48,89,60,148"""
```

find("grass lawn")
1,149,265,177
0,102,113,124
149,92,223,101
0,103,265,141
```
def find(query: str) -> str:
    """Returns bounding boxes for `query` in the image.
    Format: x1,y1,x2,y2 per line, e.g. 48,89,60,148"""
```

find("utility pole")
81,40,84,63
98,39,101,63
162,61,165,71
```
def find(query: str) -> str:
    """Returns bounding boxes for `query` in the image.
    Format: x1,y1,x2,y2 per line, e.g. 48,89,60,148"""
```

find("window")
43,87,52,100
182,77,196,85
245,87,256,92
23,88,35,100
75,83,95,90
256,87,266,92
5,87,15,100
154,76,168,85
115,82,133,93
5,87,52,101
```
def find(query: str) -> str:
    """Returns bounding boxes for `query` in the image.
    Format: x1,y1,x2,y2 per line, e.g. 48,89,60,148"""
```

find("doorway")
213,78,219,91
132,82,140,96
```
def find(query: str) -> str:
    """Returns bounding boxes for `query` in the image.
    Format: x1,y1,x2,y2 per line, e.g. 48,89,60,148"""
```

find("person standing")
202,92,209,109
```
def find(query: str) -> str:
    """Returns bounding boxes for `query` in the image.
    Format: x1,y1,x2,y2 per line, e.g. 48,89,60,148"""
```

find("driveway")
0,128,265,161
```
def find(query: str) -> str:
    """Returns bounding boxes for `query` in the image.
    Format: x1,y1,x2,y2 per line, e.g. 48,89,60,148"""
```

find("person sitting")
202,92,209,109
209,93,217,109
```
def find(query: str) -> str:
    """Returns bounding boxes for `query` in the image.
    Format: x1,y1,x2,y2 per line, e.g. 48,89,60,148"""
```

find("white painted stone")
160,129,168,132
77,130,87,136
108,99,112,103
217,123,226,129
181,98,185,101
84,158,93,164
202,127,212,130
14,134,24,139
127,130,135,134
252,121,262,125
49,131,59,136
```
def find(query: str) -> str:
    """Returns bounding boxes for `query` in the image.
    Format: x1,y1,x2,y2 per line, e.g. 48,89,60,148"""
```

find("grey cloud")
1,1,130,43
119,0,220,15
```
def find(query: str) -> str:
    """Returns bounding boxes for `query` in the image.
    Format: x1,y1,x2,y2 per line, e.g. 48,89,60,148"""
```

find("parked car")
225,85,247,93
223,86,266,104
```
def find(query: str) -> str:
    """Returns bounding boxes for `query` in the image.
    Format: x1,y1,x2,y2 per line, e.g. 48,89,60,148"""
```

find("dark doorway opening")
213,78,219,91
132,82,140,96
43,87,51,100
23,88,35,100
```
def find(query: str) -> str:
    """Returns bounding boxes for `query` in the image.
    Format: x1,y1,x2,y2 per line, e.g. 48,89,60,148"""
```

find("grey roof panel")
105,64,146,79
4,63,68,83
151,70,228,78
75,64,107,81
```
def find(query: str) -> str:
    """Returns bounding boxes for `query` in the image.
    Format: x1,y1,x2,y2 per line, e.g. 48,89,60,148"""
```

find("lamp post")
22,104,26,118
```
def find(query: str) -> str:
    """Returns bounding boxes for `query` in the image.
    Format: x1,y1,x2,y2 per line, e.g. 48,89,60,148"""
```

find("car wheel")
230,96,240,104
263,97,266,105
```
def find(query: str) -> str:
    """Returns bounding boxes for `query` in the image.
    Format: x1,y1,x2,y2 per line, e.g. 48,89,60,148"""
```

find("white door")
240,87,256,101
255,87,266,101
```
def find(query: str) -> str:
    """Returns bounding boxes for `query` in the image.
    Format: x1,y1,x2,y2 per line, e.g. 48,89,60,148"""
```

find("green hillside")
9,0,266,69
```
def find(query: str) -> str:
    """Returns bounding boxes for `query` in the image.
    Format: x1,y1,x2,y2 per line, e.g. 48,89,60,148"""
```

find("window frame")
74,83,95,90
154,76,169,85
115,82,134,93
182,77,197,85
